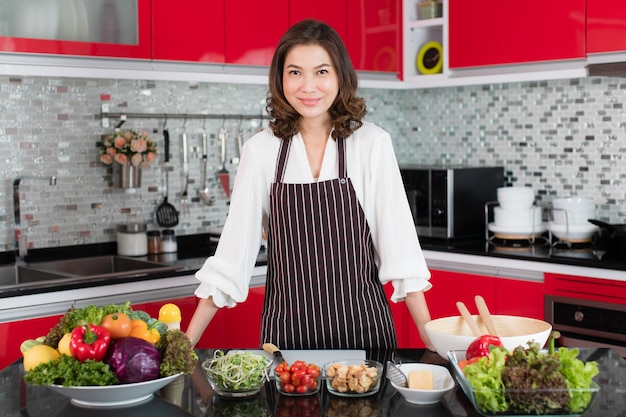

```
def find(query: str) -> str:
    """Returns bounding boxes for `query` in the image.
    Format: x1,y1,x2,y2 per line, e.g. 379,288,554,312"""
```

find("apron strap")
274,138,292,183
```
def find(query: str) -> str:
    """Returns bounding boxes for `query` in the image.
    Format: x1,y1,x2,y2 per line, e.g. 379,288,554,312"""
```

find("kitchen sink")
0,264,71,287
0,256,182,288
24,256,181,281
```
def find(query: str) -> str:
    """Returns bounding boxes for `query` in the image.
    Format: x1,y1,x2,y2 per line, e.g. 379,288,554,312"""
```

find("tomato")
296,385,309,394
100,312,132,339
283,383,295,393
279,372,291,384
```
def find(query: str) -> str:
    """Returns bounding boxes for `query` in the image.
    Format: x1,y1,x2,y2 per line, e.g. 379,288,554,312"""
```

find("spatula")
386,361,408,387
155,127,179,228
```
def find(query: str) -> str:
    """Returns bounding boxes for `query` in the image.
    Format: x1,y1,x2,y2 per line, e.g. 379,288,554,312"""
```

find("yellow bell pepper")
129,319,160,345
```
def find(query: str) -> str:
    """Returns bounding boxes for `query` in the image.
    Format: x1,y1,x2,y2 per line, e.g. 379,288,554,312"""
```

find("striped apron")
260,137,397,350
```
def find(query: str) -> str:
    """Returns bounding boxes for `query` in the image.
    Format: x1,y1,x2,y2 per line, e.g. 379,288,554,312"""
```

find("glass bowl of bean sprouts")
201,350,272,398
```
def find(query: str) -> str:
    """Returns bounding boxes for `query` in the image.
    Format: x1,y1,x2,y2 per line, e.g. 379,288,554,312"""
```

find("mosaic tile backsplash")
0,75,625,253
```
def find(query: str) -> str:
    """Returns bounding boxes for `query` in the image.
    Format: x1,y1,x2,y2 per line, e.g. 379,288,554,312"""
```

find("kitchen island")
2,348,624,417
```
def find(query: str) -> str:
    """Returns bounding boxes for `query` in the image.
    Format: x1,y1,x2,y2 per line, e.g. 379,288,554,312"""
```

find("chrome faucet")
13,176,57,263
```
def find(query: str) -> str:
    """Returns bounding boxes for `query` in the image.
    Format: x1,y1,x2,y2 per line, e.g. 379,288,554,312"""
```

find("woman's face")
282,44,339,124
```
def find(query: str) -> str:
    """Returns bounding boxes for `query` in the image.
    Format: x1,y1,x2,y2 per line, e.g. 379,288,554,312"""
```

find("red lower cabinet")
197,286,266,349
495,278,544,319
544,273,626,306
0,313,63,370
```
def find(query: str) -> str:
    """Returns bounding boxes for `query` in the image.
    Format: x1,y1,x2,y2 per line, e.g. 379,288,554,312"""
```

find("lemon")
23,344,61,371
57,333,72,357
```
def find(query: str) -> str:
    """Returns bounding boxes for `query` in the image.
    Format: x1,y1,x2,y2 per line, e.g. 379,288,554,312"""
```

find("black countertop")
4,348,625,417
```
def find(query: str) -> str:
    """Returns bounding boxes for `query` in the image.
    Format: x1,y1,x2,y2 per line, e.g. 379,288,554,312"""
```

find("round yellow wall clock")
416,41,443,75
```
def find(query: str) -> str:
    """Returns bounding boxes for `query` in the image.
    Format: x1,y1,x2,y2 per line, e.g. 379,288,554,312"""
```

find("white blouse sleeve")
193,135,270,308
363,128,432,302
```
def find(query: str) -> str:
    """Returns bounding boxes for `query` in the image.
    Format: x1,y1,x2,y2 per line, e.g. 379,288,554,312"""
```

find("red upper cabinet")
0,0,151,59
152,0,225,62
346,0,402,74
587,0,626,54
224,0,289,66
448,0,585,69
289,1,348,46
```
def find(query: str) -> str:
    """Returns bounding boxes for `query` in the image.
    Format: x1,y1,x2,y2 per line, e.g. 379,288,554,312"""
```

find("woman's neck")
299,121,332,180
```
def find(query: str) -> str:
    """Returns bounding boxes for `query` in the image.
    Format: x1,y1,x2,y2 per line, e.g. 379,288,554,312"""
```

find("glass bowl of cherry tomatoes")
274,360,322,396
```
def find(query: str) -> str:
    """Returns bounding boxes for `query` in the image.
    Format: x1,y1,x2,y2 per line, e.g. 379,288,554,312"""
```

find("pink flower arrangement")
99,129,157,168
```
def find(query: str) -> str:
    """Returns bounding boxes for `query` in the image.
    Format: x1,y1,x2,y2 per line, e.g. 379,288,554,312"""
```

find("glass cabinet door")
0,0,150,59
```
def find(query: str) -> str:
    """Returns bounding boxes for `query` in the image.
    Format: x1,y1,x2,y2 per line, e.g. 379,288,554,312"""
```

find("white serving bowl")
552,197,596,225
497,187,535,210
493,206,542,228
549,222,599,243
424,315,552,359
389,363,455,405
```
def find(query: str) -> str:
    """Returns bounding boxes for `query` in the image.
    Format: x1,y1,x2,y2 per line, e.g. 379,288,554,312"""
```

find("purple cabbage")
104,337,161,383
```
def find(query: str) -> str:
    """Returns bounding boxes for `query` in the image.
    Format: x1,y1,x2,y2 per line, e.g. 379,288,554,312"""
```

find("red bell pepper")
466,335,504,360
69,324,111,362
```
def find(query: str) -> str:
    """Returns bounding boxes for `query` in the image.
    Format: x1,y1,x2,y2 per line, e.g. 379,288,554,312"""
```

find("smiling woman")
185,19,434,355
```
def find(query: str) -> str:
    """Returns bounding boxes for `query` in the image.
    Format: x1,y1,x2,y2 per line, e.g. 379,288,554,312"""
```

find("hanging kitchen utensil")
231,117,244,166
198,127,215,206
155,126,179,228
456,301,482,337
217,122,230,197
386,361,408,388
475,295,498,336
180,122,190,214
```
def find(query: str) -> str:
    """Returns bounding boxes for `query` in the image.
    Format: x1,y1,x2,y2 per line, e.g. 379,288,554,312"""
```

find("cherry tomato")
296,385,309,394
279,372,291,384
283,383,295,393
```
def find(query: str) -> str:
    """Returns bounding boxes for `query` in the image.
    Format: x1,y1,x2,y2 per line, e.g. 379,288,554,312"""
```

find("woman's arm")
185,297,220,347
405,290,435,351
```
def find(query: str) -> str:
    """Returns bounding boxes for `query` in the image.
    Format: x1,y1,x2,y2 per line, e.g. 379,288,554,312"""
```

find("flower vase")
116,162,141,189
159,374,185,406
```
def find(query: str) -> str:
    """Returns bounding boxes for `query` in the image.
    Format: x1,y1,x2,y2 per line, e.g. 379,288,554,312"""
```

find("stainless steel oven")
545,295,626,357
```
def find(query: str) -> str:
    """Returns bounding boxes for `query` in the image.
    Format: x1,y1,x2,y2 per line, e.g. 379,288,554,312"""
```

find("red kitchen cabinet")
0,0,151,59
587,0,626,54
384,282,412,348
411,269,496,348
495,278,544,320
545,273,626,306
152,0,225,63
132,295,197,332
346,0,402,74
224,0,289,66
448,0,585,68
424,269,496,319
197,286,266,349
289,1,348,45
0,313,63,370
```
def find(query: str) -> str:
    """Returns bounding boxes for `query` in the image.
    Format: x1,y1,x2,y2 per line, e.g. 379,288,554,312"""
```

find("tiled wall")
0,75,625,252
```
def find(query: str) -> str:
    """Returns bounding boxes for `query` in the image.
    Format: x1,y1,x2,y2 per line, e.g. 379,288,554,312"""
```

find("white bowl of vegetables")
202,350,272,397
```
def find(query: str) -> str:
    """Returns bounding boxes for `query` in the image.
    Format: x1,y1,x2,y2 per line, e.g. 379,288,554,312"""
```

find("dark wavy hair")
266,19,367,140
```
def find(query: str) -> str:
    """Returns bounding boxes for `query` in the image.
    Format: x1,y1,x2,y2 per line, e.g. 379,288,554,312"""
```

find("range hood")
586,61,626,77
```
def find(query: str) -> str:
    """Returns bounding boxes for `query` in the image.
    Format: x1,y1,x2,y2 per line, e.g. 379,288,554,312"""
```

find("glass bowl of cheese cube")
388,363,455,405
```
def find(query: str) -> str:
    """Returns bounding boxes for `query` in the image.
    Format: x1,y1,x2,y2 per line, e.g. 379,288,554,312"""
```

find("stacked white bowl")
490,187,544,235
549,197,598,242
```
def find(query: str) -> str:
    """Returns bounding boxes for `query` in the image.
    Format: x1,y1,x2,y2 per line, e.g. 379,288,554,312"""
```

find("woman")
186,19,434,352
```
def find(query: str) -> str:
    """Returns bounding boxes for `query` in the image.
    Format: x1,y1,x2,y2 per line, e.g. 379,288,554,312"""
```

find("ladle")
456,301,482,337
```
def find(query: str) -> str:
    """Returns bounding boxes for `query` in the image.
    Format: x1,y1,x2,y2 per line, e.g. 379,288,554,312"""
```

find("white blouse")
194,121,431,307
